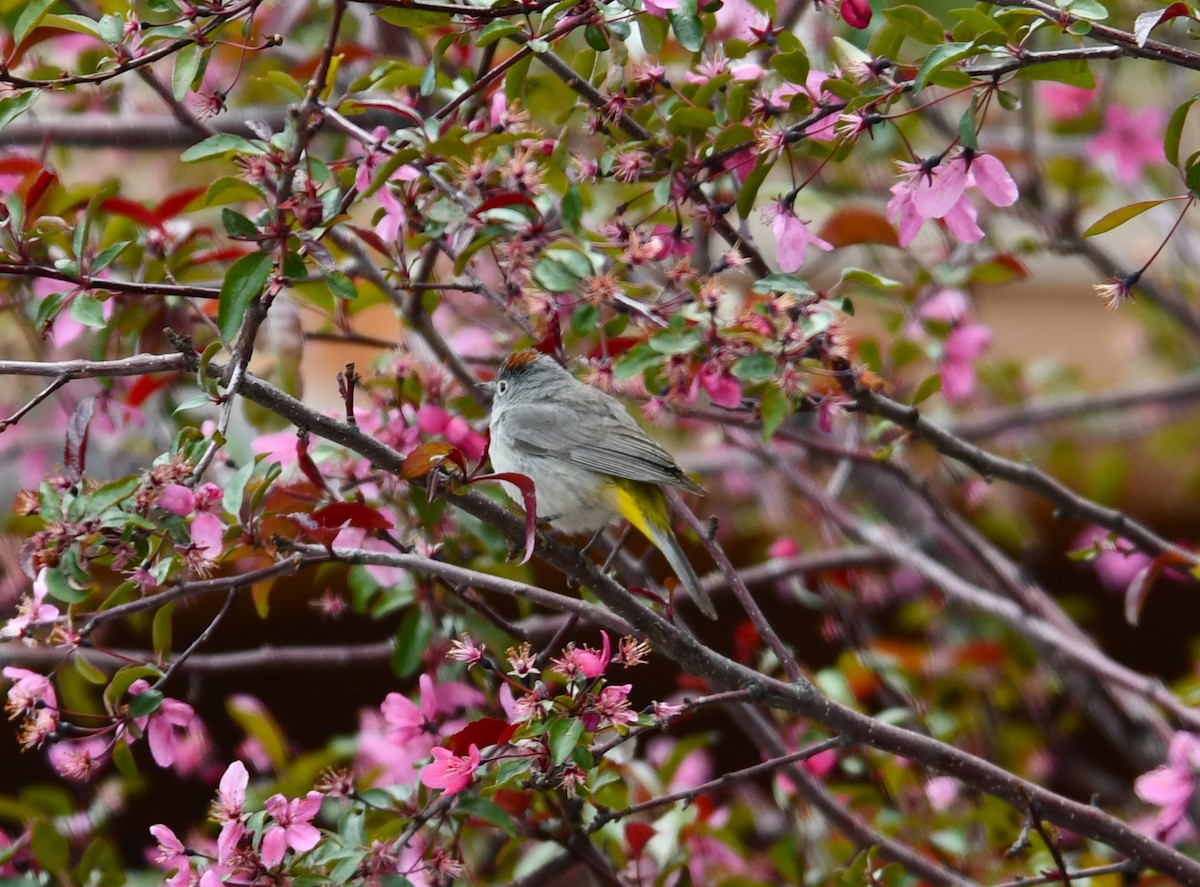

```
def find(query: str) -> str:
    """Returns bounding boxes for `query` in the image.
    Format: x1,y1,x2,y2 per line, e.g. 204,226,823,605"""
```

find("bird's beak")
479,380,496,402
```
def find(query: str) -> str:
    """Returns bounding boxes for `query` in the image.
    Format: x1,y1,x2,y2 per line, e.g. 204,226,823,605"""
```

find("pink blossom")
1039,83,1095,121
1135,732,1200,844
157,484,196,515
712,0,765,41
764,200,833,272
940,323,991,403
420,744,481,795
693,362,743,409
150,824,192,887
213,760,249,864
129,679,197,769
575,631,612,679
729,61,767,81
968,152,1019,207
918,288,970,323
251,429,301,465
261,791,323,868
840,0,872,28
886,183,923,247
3,667,57,715
48,735,109,782
332,527,408,587
767,537,801,559
376,185,406,242
2,569,59,639
643,0,680,17
926,776,960,813
191,511,226,560
1072,526,1153,593
416,404,487,462
1087,105,1166,184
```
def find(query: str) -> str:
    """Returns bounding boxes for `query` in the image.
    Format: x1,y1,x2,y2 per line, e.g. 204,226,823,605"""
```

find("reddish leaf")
347,223,391,257
125,373,179,407
625,823,656,858
676,674,711,693
472,471,538,565
817,206,898,248
154,187,206,221
471,192,539,217
444,717,518,755
296,430,328,491
585,337,642,361
310,501,394,530
187,247,250,269
402,441,455,480
64,395,96,483
23,168,57,219
1134,3,1191,47
534,319,564,364
731,621,759,666
100,196,163,230
0,156,42,177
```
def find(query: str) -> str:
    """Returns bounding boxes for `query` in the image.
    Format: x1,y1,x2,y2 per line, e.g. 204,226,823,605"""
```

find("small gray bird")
488,349,717,619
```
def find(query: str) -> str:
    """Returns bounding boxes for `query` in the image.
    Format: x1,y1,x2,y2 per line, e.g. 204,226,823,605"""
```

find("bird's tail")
656,525,718,620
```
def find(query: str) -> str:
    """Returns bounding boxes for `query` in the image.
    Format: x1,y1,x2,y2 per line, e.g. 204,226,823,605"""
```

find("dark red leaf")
402,441,455,480
625,823,656,858
125,373,179,407
817,206,898,248
296,430,329,492
1134,3,1191,46
0,156,42,177
472,471,538,564
534,319,564,364
23,168,57,219
154,187,206,221
100,196,163,230
471,192,539,217
444,717,518,755
310,501,395,530
585,337,642,362
348,224,391,257
732,621,759,665
840,0,871,28
187,248,250,268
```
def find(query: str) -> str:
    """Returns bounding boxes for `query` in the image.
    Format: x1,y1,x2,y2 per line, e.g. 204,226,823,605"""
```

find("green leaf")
31,820,69,874
476,21,522,47
911,373,942,405
913,41,977,94
770,50,809,84
420,59,438,97
760,384,788,442
392,608,432,679
881,5,945,44
127,688,164,718
613,342,662,381
1081,199,1169,237
0,91,38,132
571,302,599,337
639,12,669,53
669,105,716,132
15,0,57,45
73,654,109,685
838,267,902,289
548,718,584,767
44,567,87,603
455,795,519,836
736,159,773,219
152,601,176,661
584,23,609,51
324,269,359,300
1165,96,1199,169
731,352,776,382
172,42,202,101
217,251,273,343
562,182,582,234
752,273,815,296
532,257,581,293
648,327,701,355
948,7,1006,39
85,475,140,515
222,208,259,239
181,133,262,162
68,294,107,329
1013,58,1095,88
667,0,704,52
90,240,131,274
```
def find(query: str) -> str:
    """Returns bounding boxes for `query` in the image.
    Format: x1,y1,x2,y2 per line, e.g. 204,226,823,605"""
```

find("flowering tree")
4,0,1200,883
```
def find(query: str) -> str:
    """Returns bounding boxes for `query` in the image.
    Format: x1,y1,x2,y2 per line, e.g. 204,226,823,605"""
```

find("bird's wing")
500,402,705,494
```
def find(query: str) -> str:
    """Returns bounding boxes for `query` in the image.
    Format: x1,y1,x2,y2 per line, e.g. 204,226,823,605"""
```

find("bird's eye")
497,380,508,395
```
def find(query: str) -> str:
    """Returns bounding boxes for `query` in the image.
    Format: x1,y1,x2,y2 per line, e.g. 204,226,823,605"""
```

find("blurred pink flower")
416,404,487,461
213,760,248,864
1087,105,1166,184
693,362,743,409
1135,731,1200,844
1039,83,1095,121
940,322,991,402
712,0,765,41
1072,525,1153,593
926,775,960,813
643,0,680,17
129,679,197,769
421,744,480,795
